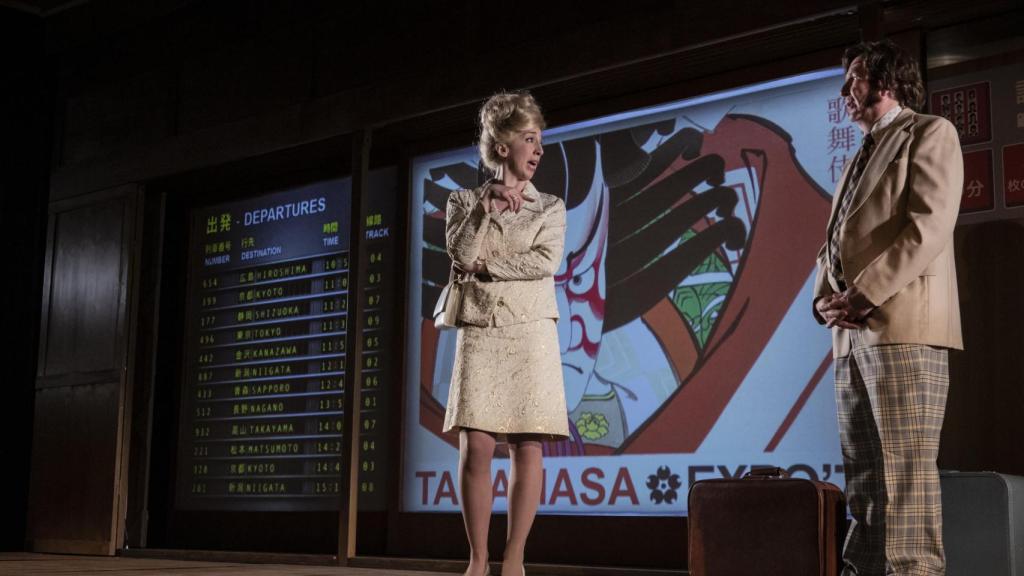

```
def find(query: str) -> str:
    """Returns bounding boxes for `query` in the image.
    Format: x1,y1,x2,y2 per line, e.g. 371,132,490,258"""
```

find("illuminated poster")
177,179,352,511
405,70,852,515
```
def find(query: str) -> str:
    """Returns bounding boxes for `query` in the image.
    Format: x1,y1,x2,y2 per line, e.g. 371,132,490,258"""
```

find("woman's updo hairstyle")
478,90,546,171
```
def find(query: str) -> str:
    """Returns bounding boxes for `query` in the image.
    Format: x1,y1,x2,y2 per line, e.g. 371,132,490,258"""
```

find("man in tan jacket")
814,40,963,576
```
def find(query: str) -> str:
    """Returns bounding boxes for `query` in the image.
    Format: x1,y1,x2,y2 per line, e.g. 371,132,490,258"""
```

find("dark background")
1,0,1021,571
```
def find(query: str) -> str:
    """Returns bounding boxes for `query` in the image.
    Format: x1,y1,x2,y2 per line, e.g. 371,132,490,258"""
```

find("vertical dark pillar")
0,7,51,552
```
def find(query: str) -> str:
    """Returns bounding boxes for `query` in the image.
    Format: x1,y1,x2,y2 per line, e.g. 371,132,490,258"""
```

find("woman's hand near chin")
487,181,533,213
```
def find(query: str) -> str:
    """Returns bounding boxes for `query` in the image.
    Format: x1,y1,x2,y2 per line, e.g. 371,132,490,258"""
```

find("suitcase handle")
744,466,790,479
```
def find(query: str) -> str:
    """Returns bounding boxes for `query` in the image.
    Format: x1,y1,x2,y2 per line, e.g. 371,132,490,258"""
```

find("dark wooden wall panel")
44,0,1017,202
63,70,174,166
177,32,313,134
26,380,122,554
28,188,139,556
940,219,1024,476
43,200,126,376
45,0,874,200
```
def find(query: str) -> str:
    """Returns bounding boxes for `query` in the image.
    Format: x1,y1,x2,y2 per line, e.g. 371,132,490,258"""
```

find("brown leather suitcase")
688,467,846,576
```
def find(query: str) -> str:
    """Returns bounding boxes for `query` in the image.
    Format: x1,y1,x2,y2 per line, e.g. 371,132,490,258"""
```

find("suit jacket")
814,108,964,358
446,182,566,327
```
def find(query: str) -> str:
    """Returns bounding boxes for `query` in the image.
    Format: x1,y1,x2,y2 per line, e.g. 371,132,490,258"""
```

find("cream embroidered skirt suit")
442,182,570,439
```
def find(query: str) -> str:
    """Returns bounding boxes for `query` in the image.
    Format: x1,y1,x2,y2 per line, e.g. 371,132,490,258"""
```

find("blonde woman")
443,91,568,576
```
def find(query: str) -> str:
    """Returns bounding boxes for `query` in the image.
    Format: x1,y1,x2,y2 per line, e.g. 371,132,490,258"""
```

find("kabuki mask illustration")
417,87,835,459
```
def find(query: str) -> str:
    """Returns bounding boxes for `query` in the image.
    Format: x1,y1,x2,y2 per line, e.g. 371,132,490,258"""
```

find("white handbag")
432,266,463,330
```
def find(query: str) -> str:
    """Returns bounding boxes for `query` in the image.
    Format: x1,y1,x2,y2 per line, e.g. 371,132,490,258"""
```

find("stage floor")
0,553,684,575
0,553,452,576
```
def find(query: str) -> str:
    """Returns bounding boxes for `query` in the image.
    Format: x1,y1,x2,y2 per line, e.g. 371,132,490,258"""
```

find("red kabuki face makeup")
556,178,608,412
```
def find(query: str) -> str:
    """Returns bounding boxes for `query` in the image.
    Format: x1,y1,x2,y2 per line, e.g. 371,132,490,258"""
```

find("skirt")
443,318,569,439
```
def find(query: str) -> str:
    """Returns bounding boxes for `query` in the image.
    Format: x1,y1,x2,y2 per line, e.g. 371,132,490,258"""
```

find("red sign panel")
931,82,991,146
1004,143,1024,207
960,149,994,213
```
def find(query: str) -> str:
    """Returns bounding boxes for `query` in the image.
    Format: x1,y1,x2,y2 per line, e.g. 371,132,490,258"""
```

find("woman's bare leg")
503,435,544,575
460,429,496,576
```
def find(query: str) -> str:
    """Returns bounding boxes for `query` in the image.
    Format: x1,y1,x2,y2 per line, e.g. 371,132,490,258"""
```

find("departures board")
176,179,356,512
354,168,398,512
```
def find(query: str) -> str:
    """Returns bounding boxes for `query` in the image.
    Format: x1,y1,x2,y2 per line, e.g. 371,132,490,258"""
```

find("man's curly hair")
843,39,925,111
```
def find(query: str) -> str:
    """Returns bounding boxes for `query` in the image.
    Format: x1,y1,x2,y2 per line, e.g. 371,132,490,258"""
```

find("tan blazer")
814,109,964,357
446,182,566,327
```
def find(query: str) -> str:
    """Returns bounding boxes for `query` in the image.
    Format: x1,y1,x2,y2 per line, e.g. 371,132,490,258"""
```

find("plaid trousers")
834,341,949,576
